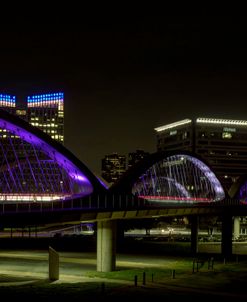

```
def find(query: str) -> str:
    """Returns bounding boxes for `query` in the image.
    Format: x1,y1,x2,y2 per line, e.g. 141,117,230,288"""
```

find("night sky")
1,15,247,175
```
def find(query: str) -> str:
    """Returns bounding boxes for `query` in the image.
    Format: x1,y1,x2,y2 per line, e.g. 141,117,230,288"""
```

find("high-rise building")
0,94,16,114
155,118,247,191
128,149,150,169
0,94,19,169
0,92,64,196
101,153,126,184
27,93,64,144
0,92,64,144
101,150,150,185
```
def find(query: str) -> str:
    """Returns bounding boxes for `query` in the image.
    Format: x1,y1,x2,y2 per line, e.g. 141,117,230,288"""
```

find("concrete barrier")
49,246,59,281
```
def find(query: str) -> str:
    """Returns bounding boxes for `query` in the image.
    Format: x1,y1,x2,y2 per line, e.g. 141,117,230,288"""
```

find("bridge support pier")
221,214,232,259
97,220,116,272
191,215,199,256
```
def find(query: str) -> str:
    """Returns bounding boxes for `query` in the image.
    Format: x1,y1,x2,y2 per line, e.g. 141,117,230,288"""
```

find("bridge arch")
0,109,106,202
111,151,225,204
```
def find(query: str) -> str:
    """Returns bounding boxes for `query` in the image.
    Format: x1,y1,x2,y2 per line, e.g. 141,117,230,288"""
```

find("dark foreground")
0,267,247,301
0,261,247,300
0,237,247,301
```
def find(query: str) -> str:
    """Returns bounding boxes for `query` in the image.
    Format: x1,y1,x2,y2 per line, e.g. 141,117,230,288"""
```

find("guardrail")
0,195,147,214
0,196,244,215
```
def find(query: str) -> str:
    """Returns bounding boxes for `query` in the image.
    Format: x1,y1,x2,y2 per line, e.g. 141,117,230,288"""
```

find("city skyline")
1,15,247,175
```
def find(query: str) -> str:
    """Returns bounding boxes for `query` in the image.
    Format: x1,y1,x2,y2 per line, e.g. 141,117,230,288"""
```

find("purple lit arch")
0,112,104,202
132,154,225,203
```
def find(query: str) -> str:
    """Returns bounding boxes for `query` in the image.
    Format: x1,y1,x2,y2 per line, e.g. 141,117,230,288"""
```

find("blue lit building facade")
0,94,16,112
0,92,64,144
27,93,64,144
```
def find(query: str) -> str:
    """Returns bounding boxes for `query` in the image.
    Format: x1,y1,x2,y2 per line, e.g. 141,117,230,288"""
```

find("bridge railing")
0,194,149,214
0,196,245,214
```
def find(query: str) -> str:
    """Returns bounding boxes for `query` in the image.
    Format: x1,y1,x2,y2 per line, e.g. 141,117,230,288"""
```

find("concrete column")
233,216,240,240
191,215,199,256
97,220,117,272
221,214,232,259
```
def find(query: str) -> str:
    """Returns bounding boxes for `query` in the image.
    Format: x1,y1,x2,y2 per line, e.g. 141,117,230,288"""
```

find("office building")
101,150,150,185
155,118,247,191
0,92,64,195
0,92,64,144
101,153,126,184
128,149,150,169
0,94,16,114
0,94,19,168
27,93,64,144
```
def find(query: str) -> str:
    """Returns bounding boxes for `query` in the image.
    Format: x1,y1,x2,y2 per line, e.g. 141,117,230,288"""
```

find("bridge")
0,195,245,225
0,194,246,272
0,109,247,272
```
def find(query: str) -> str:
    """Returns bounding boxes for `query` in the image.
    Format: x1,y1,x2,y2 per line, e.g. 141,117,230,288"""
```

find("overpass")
0,110,247,271
0,195,246,272
0,195,245,226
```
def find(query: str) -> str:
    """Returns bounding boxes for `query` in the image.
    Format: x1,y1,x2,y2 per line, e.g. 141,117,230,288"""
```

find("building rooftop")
155,117,247,132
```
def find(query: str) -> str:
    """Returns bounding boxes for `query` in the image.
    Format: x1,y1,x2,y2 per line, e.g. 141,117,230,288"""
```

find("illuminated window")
182,132,188,139
222,132,232,139
16,110,26,116
169,130,177,136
